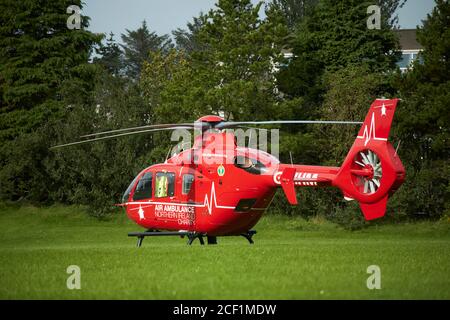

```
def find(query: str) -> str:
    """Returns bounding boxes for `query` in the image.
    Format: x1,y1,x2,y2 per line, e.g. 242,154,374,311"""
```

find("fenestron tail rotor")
352,149,382,195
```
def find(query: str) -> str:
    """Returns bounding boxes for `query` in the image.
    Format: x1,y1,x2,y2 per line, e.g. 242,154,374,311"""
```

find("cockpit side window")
234,156,267,175
155,172,175,198
132,172,153,200
182,174,195,195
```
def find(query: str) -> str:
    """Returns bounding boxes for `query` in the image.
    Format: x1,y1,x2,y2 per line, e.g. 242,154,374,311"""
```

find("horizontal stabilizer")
280,167,298,205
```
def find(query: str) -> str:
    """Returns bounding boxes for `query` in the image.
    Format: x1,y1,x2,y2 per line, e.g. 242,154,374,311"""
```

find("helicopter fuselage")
122,130,339,236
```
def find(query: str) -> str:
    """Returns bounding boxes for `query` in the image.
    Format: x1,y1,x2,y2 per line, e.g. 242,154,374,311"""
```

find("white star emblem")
138,205,145,220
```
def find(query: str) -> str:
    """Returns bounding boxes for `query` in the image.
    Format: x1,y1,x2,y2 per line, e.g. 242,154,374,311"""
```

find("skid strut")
241,230,257,244
187,233,204,245
128,230,256,247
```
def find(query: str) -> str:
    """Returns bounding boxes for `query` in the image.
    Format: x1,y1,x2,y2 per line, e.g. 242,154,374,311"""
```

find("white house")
394,29,423,72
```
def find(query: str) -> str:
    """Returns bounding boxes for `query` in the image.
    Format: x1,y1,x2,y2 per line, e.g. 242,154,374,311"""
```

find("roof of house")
394,29,423,51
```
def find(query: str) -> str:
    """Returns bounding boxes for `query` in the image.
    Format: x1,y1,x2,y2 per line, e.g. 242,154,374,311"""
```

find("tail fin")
333,99,405,220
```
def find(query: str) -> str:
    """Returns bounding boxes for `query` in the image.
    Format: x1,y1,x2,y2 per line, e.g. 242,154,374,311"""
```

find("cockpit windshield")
122,174,140,203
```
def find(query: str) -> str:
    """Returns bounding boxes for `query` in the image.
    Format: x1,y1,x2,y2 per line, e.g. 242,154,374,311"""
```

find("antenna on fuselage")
164,147,171,164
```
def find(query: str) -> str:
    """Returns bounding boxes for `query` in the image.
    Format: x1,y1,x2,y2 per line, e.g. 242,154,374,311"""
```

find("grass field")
0,204,449,299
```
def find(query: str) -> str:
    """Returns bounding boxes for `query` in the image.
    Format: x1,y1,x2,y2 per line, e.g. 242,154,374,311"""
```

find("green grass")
0,204,449,299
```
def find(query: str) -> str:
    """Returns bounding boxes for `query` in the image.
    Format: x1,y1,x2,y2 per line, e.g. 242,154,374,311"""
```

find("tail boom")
274,98,405,221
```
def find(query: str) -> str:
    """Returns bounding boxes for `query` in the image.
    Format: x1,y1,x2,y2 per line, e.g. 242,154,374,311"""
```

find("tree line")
0,0,448,226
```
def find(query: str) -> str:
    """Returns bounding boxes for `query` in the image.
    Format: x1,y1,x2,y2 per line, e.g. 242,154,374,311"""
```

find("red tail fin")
333,99,405,220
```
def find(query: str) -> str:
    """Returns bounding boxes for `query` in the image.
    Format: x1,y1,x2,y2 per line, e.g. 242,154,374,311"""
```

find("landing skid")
128,230,257,247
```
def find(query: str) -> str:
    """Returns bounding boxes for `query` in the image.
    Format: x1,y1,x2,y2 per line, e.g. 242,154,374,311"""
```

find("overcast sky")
83,0,436,42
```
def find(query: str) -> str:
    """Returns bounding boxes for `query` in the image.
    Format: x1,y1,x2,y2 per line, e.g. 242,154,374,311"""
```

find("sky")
83,0,437,42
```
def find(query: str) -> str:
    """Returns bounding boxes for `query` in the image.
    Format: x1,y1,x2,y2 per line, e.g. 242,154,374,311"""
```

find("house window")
397,51,422,72
182,174,195,195
398,53,411,69
155,172,175,198
132,172,152,200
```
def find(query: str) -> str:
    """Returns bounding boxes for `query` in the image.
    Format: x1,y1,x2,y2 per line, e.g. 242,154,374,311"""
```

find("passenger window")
155,172,175,198
182,174,195,195
167,172,175,196
133,172,152,200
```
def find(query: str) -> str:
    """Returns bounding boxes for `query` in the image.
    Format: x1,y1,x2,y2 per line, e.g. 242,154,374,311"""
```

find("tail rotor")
352,149,382,195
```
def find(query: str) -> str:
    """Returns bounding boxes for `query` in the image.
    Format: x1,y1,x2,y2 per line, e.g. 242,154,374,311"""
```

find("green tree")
141,0,289,123
0,0,101,202
172,16,205,54
121,20,173,79
94,32,123,76
141,50,201,123
277,0,402,110
193,0,289,120
269,0,318,30
393,0,449,218
48,71,159,215
0,0,101,138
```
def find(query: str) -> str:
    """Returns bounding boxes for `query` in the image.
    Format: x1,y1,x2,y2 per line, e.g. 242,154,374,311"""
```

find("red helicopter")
53,98,405,246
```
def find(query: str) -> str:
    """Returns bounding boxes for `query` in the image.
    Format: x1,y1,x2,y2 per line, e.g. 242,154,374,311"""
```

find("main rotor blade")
80,123,199,138
50,126,192,149
52,117,363,149
80,119,362,137
215,120,363,129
